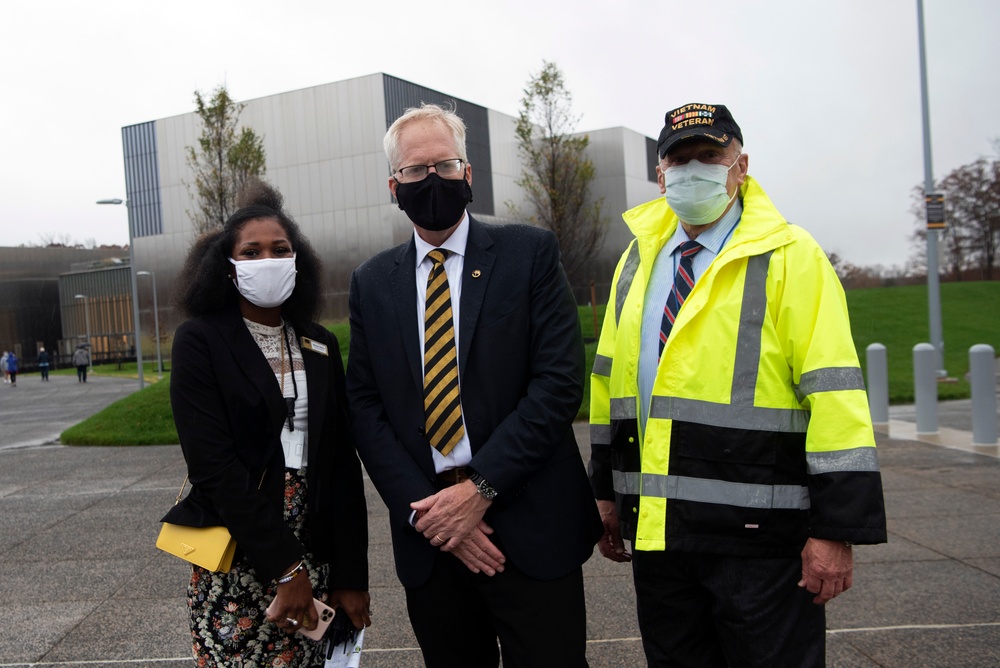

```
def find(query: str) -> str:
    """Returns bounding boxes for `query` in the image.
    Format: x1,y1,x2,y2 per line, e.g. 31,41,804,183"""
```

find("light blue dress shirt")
637,198,744,431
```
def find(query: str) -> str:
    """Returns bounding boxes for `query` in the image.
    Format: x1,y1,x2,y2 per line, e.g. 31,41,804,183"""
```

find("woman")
164,179,370,667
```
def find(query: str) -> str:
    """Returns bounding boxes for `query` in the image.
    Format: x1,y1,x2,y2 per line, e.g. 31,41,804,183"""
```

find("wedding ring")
286,618,299,626
434,534,444,544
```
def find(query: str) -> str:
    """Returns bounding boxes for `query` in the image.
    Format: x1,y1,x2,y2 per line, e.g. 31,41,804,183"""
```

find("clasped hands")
411,481,506,576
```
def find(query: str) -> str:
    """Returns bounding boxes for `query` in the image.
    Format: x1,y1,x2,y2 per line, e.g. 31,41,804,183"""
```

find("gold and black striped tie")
423,249,464,455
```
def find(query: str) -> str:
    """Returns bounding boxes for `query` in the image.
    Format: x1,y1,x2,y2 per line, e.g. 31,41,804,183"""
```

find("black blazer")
347,217,602,588
164,305,368,588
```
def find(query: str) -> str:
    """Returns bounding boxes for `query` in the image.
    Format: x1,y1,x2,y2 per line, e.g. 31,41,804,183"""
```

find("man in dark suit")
347,103,602,668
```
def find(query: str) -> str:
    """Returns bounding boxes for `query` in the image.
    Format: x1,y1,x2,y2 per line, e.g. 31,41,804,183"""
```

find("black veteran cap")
657,103,743,159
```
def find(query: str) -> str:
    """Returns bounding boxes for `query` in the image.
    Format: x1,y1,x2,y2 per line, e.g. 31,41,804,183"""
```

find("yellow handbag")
156,475,236,572
157,522,237,572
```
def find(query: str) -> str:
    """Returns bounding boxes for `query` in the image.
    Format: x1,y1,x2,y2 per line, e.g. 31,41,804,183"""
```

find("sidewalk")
0,372,139,451
1,373,998,666
886,354,1000,460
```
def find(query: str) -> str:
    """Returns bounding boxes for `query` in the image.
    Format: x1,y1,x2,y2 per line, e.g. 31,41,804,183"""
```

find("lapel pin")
471,269,482,278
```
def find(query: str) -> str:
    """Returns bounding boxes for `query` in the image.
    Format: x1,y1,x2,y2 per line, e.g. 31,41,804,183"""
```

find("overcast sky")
2,0,997,269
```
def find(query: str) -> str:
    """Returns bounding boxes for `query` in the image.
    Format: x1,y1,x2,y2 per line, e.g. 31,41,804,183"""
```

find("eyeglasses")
393,159,466,184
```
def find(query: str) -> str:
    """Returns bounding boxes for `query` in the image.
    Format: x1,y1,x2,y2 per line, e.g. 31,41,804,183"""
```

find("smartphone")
265,597,336,641
299,598,336,641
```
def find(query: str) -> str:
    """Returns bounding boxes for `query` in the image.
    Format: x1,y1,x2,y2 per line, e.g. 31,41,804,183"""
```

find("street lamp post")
74,294,93,371
136,271,163,379
916,0,946,377
97,198,144,390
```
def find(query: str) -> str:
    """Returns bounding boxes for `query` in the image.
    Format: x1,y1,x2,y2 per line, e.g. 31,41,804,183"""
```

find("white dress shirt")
413,211,472,474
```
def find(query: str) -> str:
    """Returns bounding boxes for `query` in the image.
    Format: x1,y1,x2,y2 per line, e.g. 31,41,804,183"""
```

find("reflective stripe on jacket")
589,176,887,556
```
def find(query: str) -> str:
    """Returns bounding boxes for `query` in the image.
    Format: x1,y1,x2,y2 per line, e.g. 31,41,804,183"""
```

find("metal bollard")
867,343,889,430
969,344,998,445
913,343,938,434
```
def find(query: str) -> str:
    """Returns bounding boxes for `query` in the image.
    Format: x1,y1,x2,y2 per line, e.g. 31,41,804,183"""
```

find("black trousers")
405,551,588,668
631,550,825,668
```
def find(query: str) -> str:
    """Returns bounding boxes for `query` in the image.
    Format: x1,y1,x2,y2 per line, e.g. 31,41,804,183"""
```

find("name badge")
280,428,306,469
301,337,328,356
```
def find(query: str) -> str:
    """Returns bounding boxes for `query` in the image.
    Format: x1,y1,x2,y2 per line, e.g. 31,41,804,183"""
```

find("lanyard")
279,324,299,432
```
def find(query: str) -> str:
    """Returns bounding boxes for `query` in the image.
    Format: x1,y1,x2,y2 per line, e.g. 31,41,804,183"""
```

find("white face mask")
662,155,741,226
230,256,297,308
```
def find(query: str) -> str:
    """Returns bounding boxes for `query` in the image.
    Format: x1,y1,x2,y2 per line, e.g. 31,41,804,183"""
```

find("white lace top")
244,318,309,469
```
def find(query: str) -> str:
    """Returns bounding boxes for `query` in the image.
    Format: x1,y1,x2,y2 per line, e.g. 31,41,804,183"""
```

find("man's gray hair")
383,103,468,173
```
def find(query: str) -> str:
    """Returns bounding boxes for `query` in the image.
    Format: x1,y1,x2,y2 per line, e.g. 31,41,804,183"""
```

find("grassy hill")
63,281,998,444
847,281,999,401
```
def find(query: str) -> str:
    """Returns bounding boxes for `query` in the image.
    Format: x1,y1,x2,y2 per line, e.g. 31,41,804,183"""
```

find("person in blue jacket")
7,352,18,387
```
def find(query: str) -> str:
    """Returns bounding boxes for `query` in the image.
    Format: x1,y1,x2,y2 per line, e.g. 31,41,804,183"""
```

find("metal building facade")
58,264,135,365
0,247,131,370
125,73,661,340
122,122,165,238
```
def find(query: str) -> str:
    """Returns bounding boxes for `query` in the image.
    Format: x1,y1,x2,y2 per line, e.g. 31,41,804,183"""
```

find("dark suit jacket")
347,217,602,588
164,304,368,588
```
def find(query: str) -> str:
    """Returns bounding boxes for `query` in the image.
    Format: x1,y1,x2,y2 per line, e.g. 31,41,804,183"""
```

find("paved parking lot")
1,372,998,667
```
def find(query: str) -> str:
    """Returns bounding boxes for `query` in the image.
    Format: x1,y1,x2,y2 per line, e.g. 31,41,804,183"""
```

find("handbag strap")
173,475,189,506
173,469,267,506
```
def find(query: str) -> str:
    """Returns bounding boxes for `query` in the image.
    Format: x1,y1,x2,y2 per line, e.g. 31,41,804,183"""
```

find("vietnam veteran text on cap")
657,103,743,159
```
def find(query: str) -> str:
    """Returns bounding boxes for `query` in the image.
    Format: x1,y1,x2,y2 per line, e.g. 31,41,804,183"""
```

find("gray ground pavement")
1,368,999,668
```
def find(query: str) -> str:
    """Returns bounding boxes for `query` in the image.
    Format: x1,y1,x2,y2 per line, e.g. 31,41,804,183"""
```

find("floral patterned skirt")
188,470,330,668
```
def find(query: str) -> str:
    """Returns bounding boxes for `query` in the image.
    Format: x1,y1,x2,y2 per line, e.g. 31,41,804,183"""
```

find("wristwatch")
465,467,497,500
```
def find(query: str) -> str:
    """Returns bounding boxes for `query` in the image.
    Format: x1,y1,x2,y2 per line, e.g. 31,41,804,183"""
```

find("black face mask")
394,173,473,232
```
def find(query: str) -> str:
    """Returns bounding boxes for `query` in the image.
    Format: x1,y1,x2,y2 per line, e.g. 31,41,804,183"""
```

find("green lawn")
62,281,998,444
848,282,1000,402
61,372,178,445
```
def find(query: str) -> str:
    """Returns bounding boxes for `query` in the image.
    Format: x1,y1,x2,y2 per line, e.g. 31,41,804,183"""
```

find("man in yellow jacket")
589,103,887,667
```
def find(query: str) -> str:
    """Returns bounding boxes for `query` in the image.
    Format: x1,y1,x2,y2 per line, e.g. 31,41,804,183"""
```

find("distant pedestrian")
7,352,18,387
1,351,8,383
72,345,90,383
38,347,50,381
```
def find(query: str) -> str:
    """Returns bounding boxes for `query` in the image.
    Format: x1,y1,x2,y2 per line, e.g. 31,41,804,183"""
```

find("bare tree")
185,85,266,234
909,157,1000,281
828,251,911,289
939,158,1000,280
35,233,80,248
507,61,606,288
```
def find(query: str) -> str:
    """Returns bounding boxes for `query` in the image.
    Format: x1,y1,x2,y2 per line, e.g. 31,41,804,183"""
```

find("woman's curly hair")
172,178,323,328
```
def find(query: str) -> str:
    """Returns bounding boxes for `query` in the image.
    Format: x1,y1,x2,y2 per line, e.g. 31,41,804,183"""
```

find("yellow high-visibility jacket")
589,176,887,555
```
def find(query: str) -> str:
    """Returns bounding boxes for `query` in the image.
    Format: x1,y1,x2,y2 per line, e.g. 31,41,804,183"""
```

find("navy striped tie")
658,240,704,360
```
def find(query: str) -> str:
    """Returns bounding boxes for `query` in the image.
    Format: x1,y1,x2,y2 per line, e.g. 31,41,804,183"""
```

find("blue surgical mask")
662,155,741,226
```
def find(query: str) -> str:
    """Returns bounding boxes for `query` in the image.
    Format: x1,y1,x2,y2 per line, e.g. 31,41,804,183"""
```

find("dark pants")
76,365,87,382
405,551,588,668
40,366,49,380
631,550,825,668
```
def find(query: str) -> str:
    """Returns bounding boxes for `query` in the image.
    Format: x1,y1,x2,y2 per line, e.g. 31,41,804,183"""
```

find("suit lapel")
214,308,286,433
459,217,495,377
389,239,424,393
